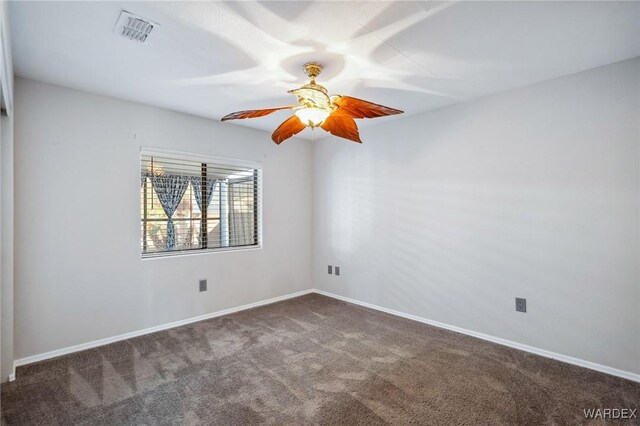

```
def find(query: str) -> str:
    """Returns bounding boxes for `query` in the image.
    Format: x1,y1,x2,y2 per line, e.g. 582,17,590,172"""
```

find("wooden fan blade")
320,114,362,143
221,106,295,121
331,96,403,119
271,115,306,144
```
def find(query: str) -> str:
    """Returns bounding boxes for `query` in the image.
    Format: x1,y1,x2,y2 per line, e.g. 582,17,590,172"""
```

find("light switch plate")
515,297,526,313
199,279,207,292
335,266,340,276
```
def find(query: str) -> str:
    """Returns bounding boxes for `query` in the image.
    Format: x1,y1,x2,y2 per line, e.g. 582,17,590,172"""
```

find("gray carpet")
1,293,638,425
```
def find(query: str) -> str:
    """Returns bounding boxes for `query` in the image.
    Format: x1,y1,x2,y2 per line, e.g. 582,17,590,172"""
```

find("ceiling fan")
221,62,404,144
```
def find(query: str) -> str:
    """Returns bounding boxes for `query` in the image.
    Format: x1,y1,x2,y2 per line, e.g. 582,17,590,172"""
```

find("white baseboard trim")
12,287,639,384
312,289,640,383
13,289,314,370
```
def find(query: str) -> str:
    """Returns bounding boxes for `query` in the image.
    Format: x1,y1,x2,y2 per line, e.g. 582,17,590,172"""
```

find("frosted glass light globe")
295,107,330,127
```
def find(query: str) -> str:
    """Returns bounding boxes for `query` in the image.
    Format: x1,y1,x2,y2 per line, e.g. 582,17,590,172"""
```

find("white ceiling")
9,1,640,140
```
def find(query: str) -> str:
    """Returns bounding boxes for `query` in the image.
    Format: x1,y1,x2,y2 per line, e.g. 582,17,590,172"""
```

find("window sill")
140,244,262,260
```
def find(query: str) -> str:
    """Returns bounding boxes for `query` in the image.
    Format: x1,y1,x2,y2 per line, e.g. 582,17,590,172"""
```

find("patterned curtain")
191,176,218,247
151,174,190,250
190,177,218,212
140,171,150,188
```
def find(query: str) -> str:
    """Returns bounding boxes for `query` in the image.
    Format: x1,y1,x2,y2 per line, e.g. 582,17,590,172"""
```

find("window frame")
139,148,263,259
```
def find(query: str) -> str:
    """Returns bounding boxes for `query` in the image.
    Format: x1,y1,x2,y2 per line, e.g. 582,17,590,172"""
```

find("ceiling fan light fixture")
221,61,404,143
295,107,330,128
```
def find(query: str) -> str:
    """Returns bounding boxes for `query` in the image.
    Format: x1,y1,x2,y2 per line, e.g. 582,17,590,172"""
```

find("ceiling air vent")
114,10,158,43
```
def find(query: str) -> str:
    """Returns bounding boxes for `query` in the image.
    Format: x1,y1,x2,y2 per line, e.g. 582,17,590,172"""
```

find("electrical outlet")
335,266,340,276
328,265,332,274
515,297,526,313
199,279,207,292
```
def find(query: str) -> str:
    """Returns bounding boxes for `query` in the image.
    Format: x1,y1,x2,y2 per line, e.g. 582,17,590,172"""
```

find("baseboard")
13,289,314,371
12,287,640,384
312,289,640,383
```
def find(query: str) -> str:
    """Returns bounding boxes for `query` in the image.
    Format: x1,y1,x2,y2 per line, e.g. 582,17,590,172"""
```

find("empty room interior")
0,0,639,424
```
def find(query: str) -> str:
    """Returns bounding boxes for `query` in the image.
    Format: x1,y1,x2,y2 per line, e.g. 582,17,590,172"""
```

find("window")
140,152,260,257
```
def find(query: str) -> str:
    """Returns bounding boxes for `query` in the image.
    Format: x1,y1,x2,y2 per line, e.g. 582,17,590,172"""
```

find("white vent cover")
114,10,158,43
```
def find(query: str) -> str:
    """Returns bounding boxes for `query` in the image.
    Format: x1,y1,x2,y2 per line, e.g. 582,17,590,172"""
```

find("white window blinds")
140,153,260,256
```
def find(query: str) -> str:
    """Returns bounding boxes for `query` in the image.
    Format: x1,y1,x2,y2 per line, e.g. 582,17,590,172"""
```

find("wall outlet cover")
515,297,526,313
199,279,207,292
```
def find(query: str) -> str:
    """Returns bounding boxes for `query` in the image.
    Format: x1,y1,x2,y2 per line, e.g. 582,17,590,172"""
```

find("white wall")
313,58,640,375
14,78,312,360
